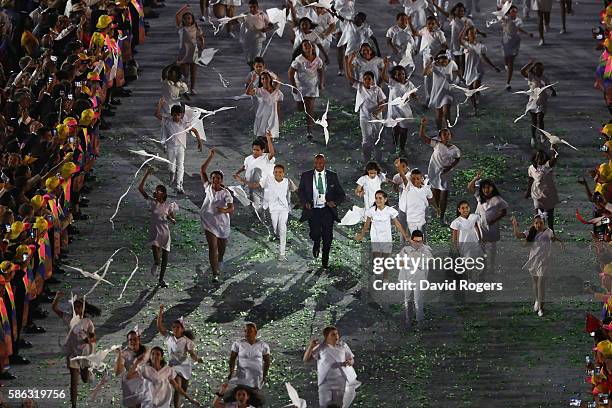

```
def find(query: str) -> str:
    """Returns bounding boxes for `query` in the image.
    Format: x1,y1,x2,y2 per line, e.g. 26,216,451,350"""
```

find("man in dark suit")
298,154,346,270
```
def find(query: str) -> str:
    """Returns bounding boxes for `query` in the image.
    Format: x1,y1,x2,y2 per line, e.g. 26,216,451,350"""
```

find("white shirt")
244,154,275,184
401,182,432,224
166,334,195,380
393,172,410,211
139,365,177,408
313,169,327,208
260,176,293,211
365,205,399,243
356,174,384,208
450,214,480,243
163,117,191,149
312,341,354,387
428,140,461,174
398,243,433,281
230,339,271,389
356,84,386,120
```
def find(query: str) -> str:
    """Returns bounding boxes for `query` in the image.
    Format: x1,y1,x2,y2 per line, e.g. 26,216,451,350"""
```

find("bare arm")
157,304,168,337
303,339,320,362
520,60,535,78
262,353,270,384
393,217,409,241
481,52,500,72
467,171,482,193
228,351,237,380
418,117,432,144
175,5,189,27
265,131,275,160
200,148,216,184
355,217,372,241
138,168,152,199
511,216,525,240
170,377,200,406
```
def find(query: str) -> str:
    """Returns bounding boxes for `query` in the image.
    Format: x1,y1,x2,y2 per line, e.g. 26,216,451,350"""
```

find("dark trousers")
308,208,334,267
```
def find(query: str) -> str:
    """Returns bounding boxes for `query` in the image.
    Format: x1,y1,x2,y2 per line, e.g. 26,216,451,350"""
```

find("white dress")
502,16,522,57
429,61,457,109
356,174,384,208
120,349,147,407
240,11,269,63
386,25,415,69
139,365,177,408
341,22,374,57
62,315,95,369
229,339,271,389
200,182,233,239
418,27,446,62
147,199,178,252
449,17,473,56
387,79,416,128
351,55,385,83
313,341,356,407
253,87,283,138
528,162,559,210
290,54,324,100
402,0,428,29
450,214,483,258
463,42,486,86
522,228,554,277
474,190,508,243
365,205,399,253
166,334,195,380
293,28,321,52
427,140,461,191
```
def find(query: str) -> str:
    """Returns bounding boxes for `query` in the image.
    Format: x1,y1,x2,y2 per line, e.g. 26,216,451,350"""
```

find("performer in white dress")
387,66,417,155
115,329,148,408
200,149,234,282
450,201,483,281
240,0,273,67
512,215,562,317
246,72,284,139
227,323,271,393
423,51,459,130
354,71,386,163
418,117,461,224
355,161,387,209
303,326,360,408
346,43,388,85
400,168,434,237
409,15,447,104
157,304,203,408
233,134,275,211
386,12,416,75
526,150,559,230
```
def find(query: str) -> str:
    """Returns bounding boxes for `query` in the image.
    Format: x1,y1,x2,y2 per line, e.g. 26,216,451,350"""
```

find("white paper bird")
315,101,330,145
284,383,307,408
486,0,513,27
306,0,332,9
64,264,114,285
513,83,557,123
532,126,578,152
227,185,252,207
266,7,287,37
190,105,237,119
386,86,420,107
369,117,414,144
398,42,415,68
195,48,218,67
227,94,253,101
340,206,365,226
450,84,490,103
68,292,81,330
70,345,122,371
213,13,247,35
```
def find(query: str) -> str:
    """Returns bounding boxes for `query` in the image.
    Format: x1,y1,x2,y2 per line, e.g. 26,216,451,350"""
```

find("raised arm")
303,338,320,362
138,167,152,199
467,170,481,193
170,377,200,406
156,304,168,337
418,117,432,144
175,4,190,28
511,216,525,240
520,60,535,78
266,131,275,160
200,148,216,184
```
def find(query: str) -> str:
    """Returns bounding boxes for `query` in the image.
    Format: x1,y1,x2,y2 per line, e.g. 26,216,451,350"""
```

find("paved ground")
0,0,607,407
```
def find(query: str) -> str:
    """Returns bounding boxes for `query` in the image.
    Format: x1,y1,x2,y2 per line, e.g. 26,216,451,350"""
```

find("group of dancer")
0,0,593,406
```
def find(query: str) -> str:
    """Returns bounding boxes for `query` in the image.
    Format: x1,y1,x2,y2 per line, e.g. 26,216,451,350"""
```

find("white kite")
486,0,512,27
341,366,361,408
450,84,490,104
314,101,330,145
266,7,288,37
306,0,332,9
213,13,247,35
190,105,237,120
70,345,122,371
386,86,420,107
195,48,218,67
227,185,268,231
532,126,578,152
513,83,557,123
284,383,307,408
369,117,414,145
340,206,366,226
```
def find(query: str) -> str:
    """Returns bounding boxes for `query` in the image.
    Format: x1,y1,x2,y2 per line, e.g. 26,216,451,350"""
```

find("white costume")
474,185,508,275
386,24,416,71
463,42,486,86
253,87,283,139
365,205,399,254
260,176,297,256
165,334,195,380
312,341,356,408
62,315,95,369
139,365,177,408
450,214,483,258
428,60,457,109
427,140,460,191
398,243,433,322
200,182,233,239
449,17,473,56
402,0,428,30
387,79,417,128
393,172,411,240
400,181,432,234
351,55,385,83
240,11,269,63
522,228,554,277
119,349,147,407
356,174,385,208
244,153,275,209
355,83,386,161
229,339,271,389
162,116,193,191
290,54,324,100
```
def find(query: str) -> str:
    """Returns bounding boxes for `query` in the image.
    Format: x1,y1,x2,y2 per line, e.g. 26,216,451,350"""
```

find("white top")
293,28,321,51
62,314,94,358
387,79,416,128
474,188,508,243
139,365,177,408
356,174,384,208
522,227,554,276
313,11,336,43
160,80,188,115
400,182,432,224
527,162,559,209
312,341,354,387
200,182,233,239
242,11,269,44
393,172,410,210
365,205,399,243
428,140,461,177
253,87,283,138
356,84,386,120
402,0,427,29
260,176,293,211
418,27,446,57
244,154,275,184
352,55,385,83
333,0,355,19
450,214,480,243
120,349,147,407
290,55,324,98
463,42,486,86
230,339,271,389
397,243,433,282
162,117,192,149
166,334,195,380
449,17,473,55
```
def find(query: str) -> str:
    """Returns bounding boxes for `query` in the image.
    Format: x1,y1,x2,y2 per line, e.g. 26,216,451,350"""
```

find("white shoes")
538,40,545,46
533,300,539,312
277,254,288,261
537,309,544,317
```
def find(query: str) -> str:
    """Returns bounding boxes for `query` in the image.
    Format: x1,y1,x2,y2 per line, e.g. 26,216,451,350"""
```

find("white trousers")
167,145,185,189
270,210,289,256
318,384,345,408
404,282,425,322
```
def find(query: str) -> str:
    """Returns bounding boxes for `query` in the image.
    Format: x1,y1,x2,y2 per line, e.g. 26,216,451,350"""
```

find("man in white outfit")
162,104,203,194
398,230,433,329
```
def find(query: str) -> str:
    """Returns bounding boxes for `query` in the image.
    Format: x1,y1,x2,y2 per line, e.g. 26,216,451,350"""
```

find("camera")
22,253,28,261
68,137,75,143
68,94,73,100
5,225,11,232
48,76,53,84
569,398,581,407
50,55,57,62
75,81,82,87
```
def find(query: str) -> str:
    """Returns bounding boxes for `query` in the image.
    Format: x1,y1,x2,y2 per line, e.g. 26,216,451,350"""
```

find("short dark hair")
396,12,407,19
170,104,184,115
252,139,266,150
363,71,375,80
274,164,285,171
411,230,424,239
323,326,337,338
365,161,380,173
253,56,265,65
410,168,422,176
397,158,408,167
248,0,258,4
